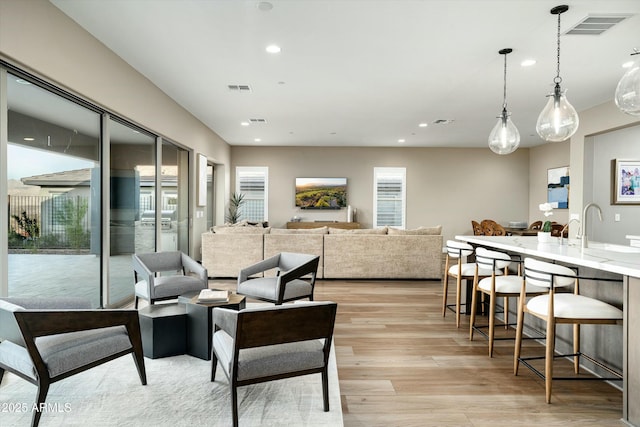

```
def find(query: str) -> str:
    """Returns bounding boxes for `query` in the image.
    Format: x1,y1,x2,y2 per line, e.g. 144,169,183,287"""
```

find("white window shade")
373,167,406,229
236,167,268,222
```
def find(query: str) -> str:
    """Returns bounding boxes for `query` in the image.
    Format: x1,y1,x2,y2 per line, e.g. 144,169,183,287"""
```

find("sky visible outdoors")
7,144,94,180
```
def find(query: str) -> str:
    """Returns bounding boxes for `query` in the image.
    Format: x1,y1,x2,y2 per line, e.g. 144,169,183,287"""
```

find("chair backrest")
491,223,507,236
524,257,576,289
446,240,473,259
471,220,484,236
234,302,337,349
550,223,564,237
475,247,512,270
135,251,183,273
529,221,542,230
278,252,319,274
481,219,497,236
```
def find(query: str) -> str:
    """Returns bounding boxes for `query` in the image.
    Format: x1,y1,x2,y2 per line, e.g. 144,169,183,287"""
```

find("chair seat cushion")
135,275,204,300
213,330,324,381
527,294,623,319
0,326,132,379
237,277,312,302
448,263,503,278
478,275,546,294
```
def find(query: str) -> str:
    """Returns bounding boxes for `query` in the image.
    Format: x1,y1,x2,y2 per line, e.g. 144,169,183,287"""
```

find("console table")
286,221,360,229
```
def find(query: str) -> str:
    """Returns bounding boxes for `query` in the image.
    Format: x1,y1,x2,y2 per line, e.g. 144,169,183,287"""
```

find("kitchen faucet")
579,202,603,249
559,218,580,245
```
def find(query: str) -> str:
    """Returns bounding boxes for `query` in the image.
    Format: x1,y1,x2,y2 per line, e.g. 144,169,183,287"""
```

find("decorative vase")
537,231,553,243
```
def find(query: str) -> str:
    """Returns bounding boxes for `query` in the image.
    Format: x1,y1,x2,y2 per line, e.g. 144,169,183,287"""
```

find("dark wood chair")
529,221,543,230
471,220,484,235
211,302,338,427
550,222,564,237
0,297,147,427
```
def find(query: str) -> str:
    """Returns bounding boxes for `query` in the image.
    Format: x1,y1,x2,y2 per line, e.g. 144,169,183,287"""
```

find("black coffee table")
178,290,246,360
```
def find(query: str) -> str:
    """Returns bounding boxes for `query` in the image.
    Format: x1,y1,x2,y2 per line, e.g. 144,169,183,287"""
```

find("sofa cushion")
270,226,328,234
387,225,442,235
328,227,387,234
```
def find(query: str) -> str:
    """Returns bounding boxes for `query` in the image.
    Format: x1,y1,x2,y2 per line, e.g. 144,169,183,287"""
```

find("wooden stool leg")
514,296,525,375
442,257,450,317
573,323,581,374
545,316,556,404
489,288,496,357
504,296,509,329
455,274,462,328
469,276,479,340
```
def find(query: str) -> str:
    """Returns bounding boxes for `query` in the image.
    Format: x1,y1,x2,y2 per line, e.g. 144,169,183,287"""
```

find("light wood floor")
209,278,623,427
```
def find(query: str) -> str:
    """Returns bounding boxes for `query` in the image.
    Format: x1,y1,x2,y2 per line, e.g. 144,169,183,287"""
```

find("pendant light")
488,48,520,155
615,49,640,116
536,5,579,142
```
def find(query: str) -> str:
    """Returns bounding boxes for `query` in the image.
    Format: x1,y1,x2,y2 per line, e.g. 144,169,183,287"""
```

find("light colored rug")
0,344,343,426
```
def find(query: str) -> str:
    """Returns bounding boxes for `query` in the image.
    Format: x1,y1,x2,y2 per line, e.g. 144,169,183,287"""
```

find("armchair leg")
32,382,50,427
0,367,4,384
131,351,147,385
211,353,218,382
231,383,239,427
322,367,330,412
134,297,139,309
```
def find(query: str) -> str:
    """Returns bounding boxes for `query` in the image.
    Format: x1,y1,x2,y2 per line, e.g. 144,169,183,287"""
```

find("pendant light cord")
502,52,508,109
554,11,562,84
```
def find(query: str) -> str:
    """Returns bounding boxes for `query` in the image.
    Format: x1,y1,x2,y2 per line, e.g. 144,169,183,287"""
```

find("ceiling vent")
565,14,632,35
249,118,267,124
227,84,252,92
433,119,455,125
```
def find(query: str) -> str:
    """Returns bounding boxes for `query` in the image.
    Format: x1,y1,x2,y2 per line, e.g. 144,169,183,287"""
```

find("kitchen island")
456,235,640,426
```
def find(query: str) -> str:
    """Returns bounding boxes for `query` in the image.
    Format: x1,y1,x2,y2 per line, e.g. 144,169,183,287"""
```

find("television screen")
295,178,347,209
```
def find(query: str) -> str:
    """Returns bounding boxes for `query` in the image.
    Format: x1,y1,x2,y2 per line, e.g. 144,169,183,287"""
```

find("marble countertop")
455,235,640,278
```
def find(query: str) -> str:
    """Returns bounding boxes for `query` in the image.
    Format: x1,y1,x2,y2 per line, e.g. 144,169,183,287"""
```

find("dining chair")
471,220,484,236
514,258,623,403
469,248,546,357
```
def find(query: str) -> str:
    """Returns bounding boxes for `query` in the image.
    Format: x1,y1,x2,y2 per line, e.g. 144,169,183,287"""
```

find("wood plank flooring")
210,278,623,427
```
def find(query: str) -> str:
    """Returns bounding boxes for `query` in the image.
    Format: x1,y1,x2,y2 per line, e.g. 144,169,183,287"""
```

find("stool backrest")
524,257,575,289
475,247,512,270
446,240,473,259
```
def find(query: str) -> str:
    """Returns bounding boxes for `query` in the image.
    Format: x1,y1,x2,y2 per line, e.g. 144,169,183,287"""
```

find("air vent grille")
565,15,632,35
433,119,455,125
228,84,252,92
249,118,267,123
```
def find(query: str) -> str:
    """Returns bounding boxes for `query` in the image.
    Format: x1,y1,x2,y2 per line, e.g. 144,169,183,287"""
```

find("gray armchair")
211,301,338,427
132,251,208,308
0,297,147,427
236,252,320,305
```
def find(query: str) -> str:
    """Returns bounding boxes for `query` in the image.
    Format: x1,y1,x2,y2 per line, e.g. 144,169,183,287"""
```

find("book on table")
197,289,229,303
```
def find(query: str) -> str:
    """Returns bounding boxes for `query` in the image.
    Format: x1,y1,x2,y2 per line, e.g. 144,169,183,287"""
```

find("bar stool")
469,248,546,357
514,257,623,403
442,240,500,328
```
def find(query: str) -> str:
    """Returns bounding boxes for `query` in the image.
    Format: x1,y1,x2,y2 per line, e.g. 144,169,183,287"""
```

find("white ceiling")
50,0,640,149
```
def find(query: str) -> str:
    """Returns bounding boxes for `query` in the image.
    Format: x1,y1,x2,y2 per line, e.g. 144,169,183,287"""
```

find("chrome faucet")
579,202,603,249
559,218,580,245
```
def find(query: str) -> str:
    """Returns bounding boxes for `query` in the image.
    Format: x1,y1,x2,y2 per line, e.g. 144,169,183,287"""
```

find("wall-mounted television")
295,177,347,209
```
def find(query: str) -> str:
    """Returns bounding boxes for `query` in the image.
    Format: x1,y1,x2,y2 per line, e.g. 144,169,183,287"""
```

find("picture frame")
547,166,569,209
612,159,640,205
197,153,207,206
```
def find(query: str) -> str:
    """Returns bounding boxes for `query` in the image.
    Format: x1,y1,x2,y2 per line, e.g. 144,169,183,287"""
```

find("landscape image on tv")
295,178,347,209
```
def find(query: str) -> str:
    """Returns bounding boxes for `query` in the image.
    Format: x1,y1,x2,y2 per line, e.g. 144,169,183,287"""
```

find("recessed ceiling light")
257,2,273,11
521,59,537,67
254,138,262,142
240,122,250,126
397,139,405,143
622,61,635,68
418,123,428,128
266,44,281,54
23,137,35,141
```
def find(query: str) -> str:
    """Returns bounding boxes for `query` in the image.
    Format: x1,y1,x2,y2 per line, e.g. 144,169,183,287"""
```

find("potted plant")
225,192,245,224
537,203,554,243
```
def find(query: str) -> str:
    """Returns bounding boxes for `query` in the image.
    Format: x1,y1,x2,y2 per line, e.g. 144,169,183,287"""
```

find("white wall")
588,125,640,245
231,146,531,243
528,141,571,226
0,0,231,258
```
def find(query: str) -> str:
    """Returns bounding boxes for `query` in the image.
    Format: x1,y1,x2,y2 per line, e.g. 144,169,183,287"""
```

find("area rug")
0,344,342,427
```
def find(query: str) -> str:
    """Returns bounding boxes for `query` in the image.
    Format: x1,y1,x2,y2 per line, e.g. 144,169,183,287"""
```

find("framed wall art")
612,159,640,205
547,166,569,209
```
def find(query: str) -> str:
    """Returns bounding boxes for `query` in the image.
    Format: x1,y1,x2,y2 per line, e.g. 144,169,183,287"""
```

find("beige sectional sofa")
201,225,443,280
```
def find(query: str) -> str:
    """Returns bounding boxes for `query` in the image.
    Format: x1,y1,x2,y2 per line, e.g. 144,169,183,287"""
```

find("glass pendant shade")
488,109,520,155
615,55,640,116
536,83,579,142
